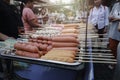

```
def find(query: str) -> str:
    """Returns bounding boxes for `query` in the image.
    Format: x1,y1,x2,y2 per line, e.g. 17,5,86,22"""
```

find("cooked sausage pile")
14,36,53,58
52,35,79,52
14,24,81,63
41,49,76,63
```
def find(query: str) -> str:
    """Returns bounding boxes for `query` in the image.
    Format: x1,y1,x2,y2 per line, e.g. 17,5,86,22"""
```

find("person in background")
59,12,66,22
88,0,109,39
39,7,49,24
22,0,41,33
108,0,120,60
113,42,120,80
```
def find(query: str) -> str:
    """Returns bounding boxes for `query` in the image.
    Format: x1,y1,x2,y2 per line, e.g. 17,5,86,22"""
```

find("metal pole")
85,0,89,52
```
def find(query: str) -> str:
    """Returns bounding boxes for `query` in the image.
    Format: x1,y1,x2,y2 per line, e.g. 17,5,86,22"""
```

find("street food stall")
0,0,117,80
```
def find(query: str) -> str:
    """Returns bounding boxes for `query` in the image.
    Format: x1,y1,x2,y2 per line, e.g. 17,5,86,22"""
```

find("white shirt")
88,5,109,29
110,2,120,19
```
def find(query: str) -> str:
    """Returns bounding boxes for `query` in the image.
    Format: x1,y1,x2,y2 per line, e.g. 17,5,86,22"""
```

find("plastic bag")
5,38,17,49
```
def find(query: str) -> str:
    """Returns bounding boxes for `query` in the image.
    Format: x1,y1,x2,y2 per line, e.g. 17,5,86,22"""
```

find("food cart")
0,0,117,80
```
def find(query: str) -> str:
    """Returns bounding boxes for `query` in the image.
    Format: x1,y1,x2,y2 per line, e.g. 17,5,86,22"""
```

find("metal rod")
85,0,89,52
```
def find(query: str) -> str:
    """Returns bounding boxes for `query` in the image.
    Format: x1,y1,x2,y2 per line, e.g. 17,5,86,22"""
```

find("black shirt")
0,0,23,38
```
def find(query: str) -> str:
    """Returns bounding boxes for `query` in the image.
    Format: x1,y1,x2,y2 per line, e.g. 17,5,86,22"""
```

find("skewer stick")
80,41,108,43
76,55,114,58
76,57,117,61
79,34,108,36
79,53,113,56
80,49,111,52
75,60,117,64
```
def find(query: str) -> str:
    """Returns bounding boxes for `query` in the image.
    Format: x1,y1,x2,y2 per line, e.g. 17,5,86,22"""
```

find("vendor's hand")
109,16,114,20
111,18,119,22
109,16,114,21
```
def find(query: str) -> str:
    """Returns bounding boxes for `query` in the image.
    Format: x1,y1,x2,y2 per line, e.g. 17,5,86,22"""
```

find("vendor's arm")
109,3,120,22
0,33,9,41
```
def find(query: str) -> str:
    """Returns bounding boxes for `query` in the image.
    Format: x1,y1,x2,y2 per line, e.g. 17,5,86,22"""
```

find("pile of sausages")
14,36,53,58
14,24,80,62
52,36,79,52
51,24,80,52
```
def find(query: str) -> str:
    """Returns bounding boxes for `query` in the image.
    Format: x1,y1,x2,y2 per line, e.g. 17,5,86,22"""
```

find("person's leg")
109,38,119,59
98,27,105,40
97,28,105,51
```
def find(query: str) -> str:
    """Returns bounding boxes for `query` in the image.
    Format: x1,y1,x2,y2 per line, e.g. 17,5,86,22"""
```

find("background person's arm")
109,3,118,21
105,7,109,26
29,18,41,28
111,18,120,22
88,9,93,24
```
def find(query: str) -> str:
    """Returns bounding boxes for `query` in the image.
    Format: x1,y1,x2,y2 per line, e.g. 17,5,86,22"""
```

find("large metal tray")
0,50,84,70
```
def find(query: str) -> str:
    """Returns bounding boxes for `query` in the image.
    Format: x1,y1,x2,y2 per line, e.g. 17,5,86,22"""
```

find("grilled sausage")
52,42,78,47
52,36,78,43
14,43,39,53
38,43,48,50
58,34,78,38
16,50,40,58
53,47,79,52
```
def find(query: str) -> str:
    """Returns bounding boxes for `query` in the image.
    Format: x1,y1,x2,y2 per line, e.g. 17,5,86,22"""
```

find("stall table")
0,49,85,80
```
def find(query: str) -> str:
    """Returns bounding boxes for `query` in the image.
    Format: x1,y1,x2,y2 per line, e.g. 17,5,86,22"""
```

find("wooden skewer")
79,53,113,56
80,45,108,47
76,55,114,58
80,49,111,52
76,57,117,61
75,60,117,64
79,34,108,36
78,36,98,38
80,41,109,44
